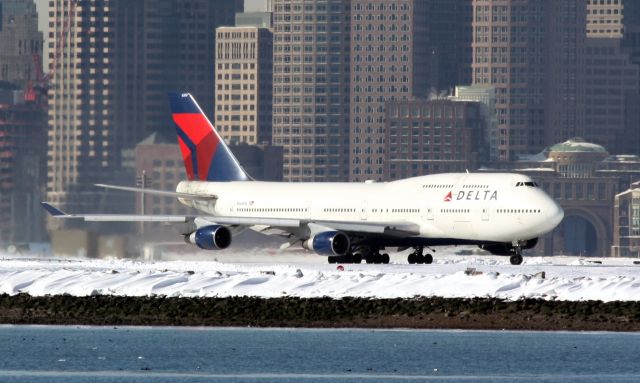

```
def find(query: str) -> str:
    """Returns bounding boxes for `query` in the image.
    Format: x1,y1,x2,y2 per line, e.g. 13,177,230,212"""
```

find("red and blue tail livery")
169,92,249,182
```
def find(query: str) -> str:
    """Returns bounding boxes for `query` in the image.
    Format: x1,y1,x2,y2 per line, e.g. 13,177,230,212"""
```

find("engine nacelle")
303,231,350,256
187,225,232,250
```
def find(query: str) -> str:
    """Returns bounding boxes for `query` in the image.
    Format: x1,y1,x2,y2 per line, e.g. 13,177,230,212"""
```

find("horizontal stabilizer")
41,202,66,217
95,184,217,200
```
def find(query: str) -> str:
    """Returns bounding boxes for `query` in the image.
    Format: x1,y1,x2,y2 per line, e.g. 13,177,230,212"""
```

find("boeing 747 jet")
42,93,564,265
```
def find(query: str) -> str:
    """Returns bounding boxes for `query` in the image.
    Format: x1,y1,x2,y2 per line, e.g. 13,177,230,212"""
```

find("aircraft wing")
201,216,420,237
42,202,419,237
41,202,191,222
311,220,420,237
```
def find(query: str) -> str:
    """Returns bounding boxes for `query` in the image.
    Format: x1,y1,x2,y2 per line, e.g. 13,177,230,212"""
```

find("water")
0,326,638,382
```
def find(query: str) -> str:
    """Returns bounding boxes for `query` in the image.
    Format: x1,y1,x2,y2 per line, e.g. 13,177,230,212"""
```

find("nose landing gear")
509,242,524,265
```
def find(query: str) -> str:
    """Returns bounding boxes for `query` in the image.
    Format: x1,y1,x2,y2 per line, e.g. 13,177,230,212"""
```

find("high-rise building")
46,0,241,225
215,26,273,145
0,85,47,244
583,0,640,155
272,0,351,182
612,181,640,258
0,0,47,244
349,0,429,181
450,85,497,161
423,0,474,91
349,0,473,181
621,0,640,64
584,38,639,155
472,0,586,162
586,0,624,37
384,99,487,180
235,12,273,28
0,0,43,88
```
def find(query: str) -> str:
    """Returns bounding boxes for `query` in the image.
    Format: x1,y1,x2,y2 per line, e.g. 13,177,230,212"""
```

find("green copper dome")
548,138,608,154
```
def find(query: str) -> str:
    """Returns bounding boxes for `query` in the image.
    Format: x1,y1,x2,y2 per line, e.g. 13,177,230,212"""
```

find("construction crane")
25,0,77,102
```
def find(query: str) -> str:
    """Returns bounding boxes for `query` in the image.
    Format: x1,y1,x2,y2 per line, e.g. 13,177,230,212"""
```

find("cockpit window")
516,181,538,187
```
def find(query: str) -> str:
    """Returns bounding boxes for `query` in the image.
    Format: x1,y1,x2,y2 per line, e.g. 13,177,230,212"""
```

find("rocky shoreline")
1,294,639,331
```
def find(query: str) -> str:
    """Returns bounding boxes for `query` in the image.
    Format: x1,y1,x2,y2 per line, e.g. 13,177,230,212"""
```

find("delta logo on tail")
169,92,249,182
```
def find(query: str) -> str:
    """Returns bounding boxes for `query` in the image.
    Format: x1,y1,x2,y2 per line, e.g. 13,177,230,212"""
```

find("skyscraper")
0,0,47,243
349,0,429,181
584,38,639,154
584,0,640,155
272,0,351,182
348,0,472,181
471,0,586,161
46,0,240,224
0,0,43,88
215,26,273,145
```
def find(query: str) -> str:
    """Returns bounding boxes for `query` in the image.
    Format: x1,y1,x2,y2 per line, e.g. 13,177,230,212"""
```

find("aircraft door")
481,202,490,221
360,201,368,220
423,205,434,221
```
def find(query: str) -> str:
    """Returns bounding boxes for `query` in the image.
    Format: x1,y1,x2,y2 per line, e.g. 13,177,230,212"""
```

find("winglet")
40,202,67,217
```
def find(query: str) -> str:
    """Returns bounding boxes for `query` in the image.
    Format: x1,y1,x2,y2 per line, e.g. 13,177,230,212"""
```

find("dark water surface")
0,325,638,382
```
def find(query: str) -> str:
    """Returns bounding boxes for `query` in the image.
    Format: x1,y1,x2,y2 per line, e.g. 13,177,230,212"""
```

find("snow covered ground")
1,249,640,302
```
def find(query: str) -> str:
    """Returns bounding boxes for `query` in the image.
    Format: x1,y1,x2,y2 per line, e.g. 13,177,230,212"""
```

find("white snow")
1,250,640,302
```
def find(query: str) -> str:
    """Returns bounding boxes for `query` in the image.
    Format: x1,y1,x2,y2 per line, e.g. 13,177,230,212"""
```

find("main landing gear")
328,254,362,264
365,252,390,264
509,242,523,265
407,246,433,265
327,247,390,264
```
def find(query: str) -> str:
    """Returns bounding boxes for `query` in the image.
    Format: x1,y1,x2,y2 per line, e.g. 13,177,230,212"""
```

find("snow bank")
0,253,639,302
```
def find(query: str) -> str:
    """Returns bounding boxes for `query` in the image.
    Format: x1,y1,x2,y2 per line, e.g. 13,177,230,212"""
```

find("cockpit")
515,181,538,187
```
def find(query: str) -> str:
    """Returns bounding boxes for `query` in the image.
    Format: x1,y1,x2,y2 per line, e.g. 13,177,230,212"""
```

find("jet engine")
302,231,350,256
186,225,232,250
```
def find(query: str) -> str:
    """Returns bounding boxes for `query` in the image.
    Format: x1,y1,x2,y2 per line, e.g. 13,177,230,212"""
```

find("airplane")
42,92,564,266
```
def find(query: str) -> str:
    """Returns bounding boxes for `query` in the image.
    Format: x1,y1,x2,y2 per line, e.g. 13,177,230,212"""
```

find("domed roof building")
481,138,640,257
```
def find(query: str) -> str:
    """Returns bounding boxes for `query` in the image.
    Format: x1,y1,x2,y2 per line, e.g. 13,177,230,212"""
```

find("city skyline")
3,0,640,257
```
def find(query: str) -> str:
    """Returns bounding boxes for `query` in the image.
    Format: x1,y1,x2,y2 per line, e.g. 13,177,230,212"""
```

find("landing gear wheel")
510,254,523,265
416,254,425,264
408,253,417,264
424,253,433,264
352,255,362,264
328,257,338,264
381,253,390,264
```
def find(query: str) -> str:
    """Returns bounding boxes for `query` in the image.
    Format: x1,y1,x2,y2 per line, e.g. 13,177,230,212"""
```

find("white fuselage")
176,173,564,244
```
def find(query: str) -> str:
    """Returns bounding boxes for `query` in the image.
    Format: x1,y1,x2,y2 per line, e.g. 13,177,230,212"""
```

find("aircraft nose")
547,200,564,229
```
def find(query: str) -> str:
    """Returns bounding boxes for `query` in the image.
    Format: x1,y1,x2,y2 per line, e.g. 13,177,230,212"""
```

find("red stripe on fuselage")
172,113,219,181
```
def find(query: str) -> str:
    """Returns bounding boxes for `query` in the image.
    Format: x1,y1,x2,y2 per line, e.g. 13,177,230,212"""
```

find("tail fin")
168,92,250,182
